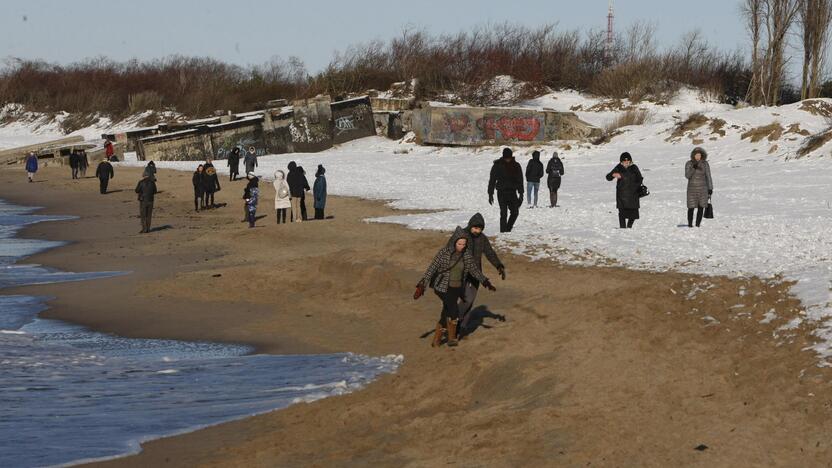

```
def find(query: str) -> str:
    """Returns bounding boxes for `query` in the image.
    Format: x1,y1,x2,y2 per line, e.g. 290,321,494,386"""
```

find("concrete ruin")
412,104,600,146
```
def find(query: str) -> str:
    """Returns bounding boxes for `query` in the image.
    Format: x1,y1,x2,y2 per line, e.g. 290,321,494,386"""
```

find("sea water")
0,200,401,467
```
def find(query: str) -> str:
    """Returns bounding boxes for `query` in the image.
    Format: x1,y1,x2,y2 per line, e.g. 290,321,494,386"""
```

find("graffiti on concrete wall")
477,116,543,141
417,107,557,145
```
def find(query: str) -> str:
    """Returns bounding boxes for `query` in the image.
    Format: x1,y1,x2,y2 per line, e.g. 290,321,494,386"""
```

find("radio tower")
605,0,614,65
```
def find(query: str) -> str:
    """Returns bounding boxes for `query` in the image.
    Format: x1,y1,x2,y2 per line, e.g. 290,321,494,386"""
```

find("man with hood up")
525,150,545,208
488,147,524,232
134,173,158,234
286,161,306,223
313,164,327,220
95,158,114,194
448,213,506,329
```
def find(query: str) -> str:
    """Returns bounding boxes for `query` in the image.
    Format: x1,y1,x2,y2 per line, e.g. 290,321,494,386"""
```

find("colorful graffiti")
477,116,542,141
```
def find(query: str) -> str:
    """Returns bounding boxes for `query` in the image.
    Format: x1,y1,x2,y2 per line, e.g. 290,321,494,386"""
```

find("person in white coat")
273,170,292,224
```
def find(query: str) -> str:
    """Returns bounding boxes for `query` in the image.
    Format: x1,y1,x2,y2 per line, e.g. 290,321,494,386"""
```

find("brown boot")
431,323,443,348
446,319,459,347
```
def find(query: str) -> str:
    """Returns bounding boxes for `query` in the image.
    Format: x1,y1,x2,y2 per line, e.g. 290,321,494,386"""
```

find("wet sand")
1,165,830,467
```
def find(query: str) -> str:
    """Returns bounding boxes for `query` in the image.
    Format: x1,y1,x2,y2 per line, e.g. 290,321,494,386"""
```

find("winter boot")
446,319,459,347
431,323,443,348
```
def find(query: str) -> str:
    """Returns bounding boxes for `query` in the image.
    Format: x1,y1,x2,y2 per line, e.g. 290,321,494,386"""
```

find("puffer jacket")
606,163,643,210
685,147,713,209
273,171,291,210
420,227,488,293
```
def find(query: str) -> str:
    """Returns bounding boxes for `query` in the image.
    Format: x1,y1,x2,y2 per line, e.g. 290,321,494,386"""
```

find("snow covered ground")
4,88,832,364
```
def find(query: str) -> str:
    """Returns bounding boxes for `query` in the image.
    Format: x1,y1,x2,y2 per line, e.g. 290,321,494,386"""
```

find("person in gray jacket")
447,213,505,330
685,147,713,227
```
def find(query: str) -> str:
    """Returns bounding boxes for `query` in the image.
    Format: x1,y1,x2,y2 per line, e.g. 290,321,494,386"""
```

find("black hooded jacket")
606,163,643,210
488,157,524,196
95,161,114,180
446,213,504,285
525,154,544,183
286,162,307,197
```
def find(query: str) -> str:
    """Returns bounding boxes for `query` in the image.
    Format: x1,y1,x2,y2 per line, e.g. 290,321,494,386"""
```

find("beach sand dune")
1,166,830,467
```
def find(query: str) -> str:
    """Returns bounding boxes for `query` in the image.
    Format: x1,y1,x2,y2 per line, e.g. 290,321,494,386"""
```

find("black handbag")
638,185,650,198
704,199,714,218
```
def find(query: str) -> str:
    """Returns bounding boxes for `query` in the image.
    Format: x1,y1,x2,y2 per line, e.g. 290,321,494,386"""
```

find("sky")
1,0,750,73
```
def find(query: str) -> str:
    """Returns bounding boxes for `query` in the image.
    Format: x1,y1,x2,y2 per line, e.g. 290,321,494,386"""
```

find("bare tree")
799,0,832,99
742,0,764,104
743,0,803,105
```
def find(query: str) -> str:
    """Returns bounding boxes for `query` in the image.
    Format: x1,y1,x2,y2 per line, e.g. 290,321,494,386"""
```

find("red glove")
413,284,425,300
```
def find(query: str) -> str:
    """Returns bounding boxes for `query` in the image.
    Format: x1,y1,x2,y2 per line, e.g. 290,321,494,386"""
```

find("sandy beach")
2,165,831,467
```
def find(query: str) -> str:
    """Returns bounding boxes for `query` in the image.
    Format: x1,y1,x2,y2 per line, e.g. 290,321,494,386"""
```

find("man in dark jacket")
95,159,114,194
69,151,80,179
525,151,544,208
488,148,524,232
546,152,565,207
79,150,89,177
447,213,506,329
286,161,306,222
227,147,241,181
134,174,158,234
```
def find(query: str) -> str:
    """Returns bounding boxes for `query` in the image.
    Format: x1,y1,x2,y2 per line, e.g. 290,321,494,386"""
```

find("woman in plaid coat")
414,227,495,347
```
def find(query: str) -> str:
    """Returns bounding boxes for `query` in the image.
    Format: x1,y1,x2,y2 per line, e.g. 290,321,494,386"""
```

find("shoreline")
2,166,831,466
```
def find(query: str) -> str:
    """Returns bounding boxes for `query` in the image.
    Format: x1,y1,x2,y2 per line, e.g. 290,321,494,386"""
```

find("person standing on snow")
546,151,565,207
25,152,38,183
606,152,643,228
685,147,713,228
273,170,291,224
448,213,506,331
134,173,158,234
313,164,327,220
227,147,241,181
525,150,544,208
415,227,495,348
244,146,258,176
488,147,524,232
95,158,115,194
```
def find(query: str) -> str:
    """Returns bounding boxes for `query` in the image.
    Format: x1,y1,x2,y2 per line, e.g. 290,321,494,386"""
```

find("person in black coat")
202,160,221,209
286,161,306,222
488,148,524,233
69,151,80,179
525,150,544,208
227,147,241,181
605,152,644,228
135,174,158,234
546,152,565,207
297,166,311,221
79,150,89,177
95,159,115,194
192,164,206,211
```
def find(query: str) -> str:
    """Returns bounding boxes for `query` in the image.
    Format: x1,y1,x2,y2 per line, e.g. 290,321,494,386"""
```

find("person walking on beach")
415,227,495,347
297,165,311,221
202,159,221,209
448,213,506,331
244,146,258,176
69,150,80,179
525,150,544,208
685,147,713,228
287,161,306,223
273,170,291,224
79,150,89,178
95,158,114,194
134,174,158,234
606,152,643,229
104,140,115,161
227,147,241,181
313,164,327,220
25,152,38,183
488,148,524,233
244,176,260,228
546,151,565,208
192,164,206,211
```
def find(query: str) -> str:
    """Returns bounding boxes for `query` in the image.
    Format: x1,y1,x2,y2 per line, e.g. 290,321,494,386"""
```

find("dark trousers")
435,287,465,327
205,192,215,207
71,168,79,179
548,177,561,207
247,209,256,227
687,208,704,227
229,167,238,181
314,208,324,220
618,211,636,228
99,178,109,194
139,202,153,233
300,194,308,220
276,208,288,224
497,190,520,232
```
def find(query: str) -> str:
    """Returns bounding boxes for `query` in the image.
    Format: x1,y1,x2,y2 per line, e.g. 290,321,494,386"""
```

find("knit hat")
502,147,513,159
620,152,632,162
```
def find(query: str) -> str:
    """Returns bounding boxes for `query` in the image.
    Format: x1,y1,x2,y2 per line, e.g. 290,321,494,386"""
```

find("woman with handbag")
685,147,713,227
606,152,644,228
414,227,495,348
